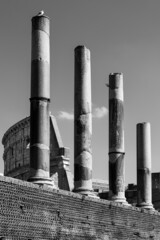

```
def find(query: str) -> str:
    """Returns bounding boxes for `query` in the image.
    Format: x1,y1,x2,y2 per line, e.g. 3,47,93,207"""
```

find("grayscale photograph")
0,0,160,239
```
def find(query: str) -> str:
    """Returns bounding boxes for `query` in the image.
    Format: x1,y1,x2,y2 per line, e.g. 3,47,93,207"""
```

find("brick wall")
0,175,160,240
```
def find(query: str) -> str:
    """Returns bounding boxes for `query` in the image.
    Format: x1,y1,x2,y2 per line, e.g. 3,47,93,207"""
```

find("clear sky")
0,0,160,184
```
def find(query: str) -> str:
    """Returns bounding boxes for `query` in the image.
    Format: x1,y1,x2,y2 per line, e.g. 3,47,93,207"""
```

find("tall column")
108,73,127,203
137,122,154,209
74,46,94,196
28,12,53,186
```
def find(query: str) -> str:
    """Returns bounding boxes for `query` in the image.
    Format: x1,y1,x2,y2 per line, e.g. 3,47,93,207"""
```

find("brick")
0,176,160,239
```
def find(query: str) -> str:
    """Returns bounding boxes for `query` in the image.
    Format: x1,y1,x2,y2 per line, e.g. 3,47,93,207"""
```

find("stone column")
137,122,154,209
28,12,53,186
108,73,127,203
74,46,94,196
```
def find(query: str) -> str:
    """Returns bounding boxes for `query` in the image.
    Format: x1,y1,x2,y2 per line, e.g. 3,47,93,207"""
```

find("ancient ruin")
1,12,160,239
108,73,127,203
28,13,53,186
74,46,93,196
137,122,154,209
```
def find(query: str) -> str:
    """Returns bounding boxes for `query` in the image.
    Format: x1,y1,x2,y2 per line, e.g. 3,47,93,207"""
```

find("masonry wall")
0,176,160,240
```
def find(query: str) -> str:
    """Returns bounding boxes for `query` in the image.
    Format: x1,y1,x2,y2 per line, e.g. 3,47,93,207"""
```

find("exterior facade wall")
2,117,30,179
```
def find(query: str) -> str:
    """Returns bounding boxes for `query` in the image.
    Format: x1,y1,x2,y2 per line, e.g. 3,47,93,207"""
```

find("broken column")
74,46,94,195
108,73,127,203
137,122,154,209
28,12,53,186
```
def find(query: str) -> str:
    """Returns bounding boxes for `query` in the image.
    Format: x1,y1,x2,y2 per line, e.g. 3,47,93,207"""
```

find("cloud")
57,111,74,120
93,106,108,119
57,106,108,120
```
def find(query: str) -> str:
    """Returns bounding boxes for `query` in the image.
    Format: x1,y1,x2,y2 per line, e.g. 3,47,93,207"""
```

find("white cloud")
57,106,108,120
93,106,108,119
57,111,74,120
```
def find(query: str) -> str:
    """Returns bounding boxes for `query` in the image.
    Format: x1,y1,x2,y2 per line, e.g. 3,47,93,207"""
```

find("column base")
136,202,154,210
111,198,130,205
109,191,130,205
73,189,99,198
28,177,57,188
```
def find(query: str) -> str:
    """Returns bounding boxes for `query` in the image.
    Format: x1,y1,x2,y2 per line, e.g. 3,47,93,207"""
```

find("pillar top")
110,72,123,76
109,72,123,90
31,12,50,36
74,45,90,54
74,45,90,61
137,122,150,126
75,45,89,51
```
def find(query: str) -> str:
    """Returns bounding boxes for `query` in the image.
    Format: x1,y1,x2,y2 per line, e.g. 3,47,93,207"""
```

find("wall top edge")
0,175,159,215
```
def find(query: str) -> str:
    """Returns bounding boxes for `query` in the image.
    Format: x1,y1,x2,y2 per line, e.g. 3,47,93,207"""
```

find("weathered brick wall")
0,176,160,240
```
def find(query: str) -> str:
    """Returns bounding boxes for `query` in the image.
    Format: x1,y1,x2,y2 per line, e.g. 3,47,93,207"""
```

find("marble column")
28,12,53,186
137,122,154,209
108,73,127,203
74,46,94,196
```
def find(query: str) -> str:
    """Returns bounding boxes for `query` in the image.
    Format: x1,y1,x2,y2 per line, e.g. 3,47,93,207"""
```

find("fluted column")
108,73,127,203
28,12,53,186
137,122,154,209
74,46,94,196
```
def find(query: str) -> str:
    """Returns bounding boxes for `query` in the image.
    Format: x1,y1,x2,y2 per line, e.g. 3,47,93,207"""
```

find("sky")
0,0,160,184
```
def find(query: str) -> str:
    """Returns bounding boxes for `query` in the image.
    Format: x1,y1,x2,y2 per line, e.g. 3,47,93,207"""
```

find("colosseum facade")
2,115,73,190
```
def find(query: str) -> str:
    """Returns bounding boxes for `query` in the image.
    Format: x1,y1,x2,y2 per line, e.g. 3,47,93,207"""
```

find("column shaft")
74,46,93,195
108,73,126,203
28,13,53,186
137,122,153,209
